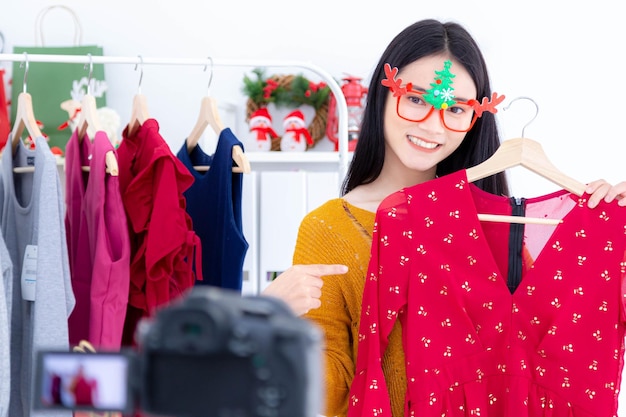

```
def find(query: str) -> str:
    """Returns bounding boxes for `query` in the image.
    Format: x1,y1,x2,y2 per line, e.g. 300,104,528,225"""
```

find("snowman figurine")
280,110,313,152
248,108,279,151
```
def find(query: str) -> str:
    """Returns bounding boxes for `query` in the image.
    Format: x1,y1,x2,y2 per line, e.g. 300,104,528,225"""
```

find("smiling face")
381,54,477,183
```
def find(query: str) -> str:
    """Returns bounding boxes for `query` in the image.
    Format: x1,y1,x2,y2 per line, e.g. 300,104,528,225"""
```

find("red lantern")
326,75,368,151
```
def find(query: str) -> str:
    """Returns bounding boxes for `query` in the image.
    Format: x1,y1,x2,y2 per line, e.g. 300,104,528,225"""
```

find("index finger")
305,264,349,277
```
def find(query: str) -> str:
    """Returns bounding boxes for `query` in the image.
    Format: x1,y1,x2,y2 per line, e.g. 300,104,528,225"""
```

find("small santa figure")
280,110,313,152
248,108,279,152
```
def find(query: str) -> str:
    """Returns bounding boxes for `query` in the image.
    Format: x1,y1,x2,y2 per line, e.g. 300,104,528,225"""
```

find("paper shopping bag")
10,5,107,152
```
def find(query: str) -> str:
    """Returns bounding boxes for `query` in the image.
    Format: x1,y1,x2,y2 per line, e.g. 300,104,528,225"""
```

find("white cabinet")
258,171,307,293
241,157,343,296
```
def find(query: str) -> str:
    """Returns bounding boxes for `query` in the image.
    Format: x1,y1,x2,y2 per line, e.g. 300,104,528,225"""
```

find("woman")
262,19,626,417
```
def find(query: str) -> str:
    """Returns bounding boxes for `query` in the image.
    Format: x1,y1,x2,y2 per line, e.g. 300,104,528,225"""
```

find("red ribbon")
58,108,81,130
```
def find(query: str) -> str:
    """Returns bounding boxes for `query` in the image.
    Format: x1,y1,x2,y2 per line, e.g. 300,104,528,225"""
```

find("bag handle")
0,31,4,53
34,5,83,46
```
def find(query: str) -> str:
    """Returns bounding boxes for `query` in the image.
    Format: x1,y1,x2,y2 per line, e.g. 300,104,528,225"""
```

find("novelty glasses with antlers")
382,61,505,132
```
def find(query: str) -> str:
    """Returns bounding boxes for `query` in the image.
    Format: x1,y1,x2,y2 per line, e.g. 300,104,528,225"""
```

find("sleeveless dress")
176,128,248,291
64,130,130,349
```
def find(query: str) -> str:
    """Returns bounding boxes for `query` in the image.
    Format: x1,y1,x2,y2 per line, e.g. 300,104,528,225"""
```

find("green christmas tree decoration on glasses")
381,60,505,132
423,60,457,110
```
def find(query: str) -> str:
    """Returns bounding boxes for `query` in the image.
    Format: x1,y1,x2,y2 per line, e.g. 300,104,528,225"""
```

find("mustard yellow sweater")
294,198,406,417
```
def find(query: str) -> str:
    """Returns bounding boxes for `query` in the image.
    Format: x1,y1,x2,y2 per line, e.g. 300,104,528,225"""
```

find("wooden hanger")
127,93,149,137
11,92,42,156
10,55,41,157
127,56,149,137
76,55,118,176
76,94,101,142
103,150,119,176
187,96,250,174
466,137,587,197
187,96,222,151
76,55,102,142
231,145,251,174
465,97,587,225
187,62,250,174
78,142,120,176
77,95,120,176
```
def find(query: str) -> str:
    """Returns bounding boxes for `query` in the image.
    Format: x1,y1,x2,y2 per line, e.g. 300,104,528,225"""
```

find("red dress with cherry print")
348,169,626,417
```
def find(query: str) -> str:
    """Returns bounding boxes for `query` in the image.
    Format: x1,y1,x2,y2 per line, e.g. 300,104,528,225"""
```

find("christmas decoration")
423,60,456,110
59,99,122,147
242,68,331,151
326,75,368,151
280,110,312,152
381,62,506,118
248,107,279,152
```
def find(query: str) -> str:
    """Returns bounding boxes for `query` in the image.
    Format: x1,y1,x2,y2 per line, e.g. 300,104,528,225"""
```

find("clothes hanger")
76,54,102,141
127,55,149,137
76,54,118,176
465,96,587,225
10,53,43,157
186,96,223,151
187,57,250,174
79,136,119,176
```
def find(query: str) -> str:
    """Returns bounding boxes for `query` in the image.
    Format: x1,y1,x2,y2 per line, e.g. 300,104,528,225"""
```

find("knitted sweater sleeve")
293,199,409,417
294,200,370,417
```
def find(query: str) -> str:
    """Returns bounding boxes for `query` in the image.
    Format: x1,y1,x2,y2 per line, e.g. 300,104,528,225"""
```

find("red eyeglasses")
381,63,505,132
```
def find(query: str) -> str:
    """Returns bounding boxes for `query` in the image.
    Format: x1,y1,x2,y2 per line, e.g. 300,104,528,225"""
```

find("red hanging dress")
348,169,626,417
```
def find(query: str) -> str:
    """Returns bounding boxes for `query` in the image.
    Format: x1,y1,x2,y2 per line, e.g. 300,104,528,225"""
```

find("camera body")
35,287,323,417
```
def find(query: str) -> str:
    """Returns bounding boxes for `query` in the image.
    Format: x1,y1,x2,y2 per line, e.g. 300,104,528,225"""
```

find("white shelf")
247,152,341,164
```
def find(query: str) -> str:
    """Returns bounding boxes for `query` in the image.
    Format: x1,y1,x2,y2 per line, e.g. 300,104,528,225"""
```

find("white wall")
1,0,625,195
3,1,626,412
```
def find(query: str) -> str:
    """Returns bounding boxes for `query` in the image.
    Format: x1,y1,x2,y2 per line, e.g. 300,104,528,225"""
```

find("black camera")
34,286,323,417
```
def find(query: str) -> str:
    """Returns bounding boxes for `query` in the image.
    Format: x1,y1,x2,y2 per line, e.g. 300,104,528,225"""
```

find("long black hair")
341,19,509,197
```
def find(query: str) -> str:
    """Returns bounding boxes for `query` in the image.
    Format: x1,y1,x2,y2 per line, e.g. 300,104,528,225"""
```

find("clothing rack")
0,53,351,178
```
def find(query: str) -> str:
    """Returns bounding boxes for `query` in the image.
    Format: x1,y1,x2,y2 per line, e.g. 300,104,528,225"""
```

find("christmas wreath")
242,68,331,150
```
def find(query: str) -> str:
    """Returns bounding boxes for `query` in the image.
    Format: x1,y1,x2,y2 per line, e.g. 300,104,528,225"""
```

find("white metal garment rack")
0,53,351,181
